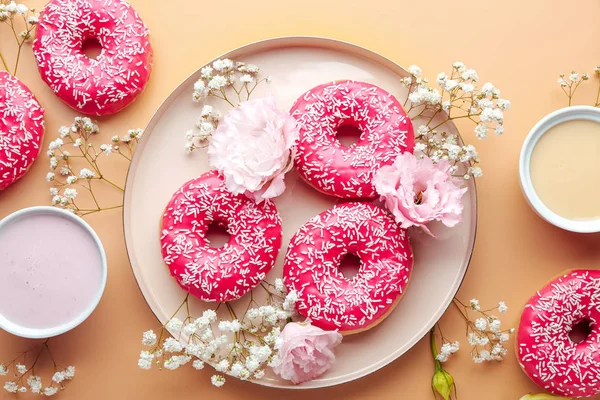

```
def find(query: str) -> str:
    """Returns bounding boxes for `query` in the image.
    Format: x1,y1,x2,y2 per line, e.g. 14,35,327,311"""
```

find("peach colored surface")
0,0,599,399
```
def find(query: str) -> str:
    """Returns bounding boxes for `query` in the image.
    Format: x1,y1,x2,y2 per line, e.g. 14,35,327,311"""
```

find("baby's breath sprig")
430,329,457,400
139,279,298,388
0,1,39,75
46,117,143,216
185,59,271,153
556,67,600,107
1,339,75,396
401,62,510,180
452,298,513,364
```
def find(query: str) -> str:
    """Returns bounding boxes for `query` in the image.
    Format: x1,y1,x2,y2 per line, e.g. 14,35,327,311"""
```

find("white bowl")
0,207,107,339
519,106,600,233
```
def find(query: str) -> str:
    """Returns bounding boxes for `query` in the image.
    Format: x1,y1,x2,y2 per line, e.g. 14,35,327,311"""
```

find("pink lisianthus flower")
208,96,299,203
373,152,467,235
273,320,342,384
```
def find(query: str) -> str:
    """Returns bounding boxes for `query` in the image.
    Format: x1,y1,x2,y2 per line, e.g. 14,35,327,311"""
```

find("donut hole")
336,124,362,147
339,253,361,279
205,221,230,249
82,38,103,60
569,319,593,344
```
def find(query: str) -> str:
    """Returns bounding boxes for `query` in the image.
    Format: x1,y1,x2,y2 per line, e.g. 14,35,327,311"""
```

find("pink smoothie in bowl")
0,207,107,339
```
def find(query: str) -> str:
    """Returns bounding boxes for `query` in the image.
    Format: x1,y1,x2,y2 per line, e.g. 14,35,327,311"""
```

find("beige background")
0,0,599,398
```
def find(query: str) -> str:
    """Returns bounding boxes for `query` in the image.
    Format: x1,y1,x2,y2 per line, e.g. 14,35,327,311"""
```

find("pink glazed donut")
517,269,600,398
283,202,413,334
0,71,45,191
290,80,414,199
33,0,153,116
160,171,282,302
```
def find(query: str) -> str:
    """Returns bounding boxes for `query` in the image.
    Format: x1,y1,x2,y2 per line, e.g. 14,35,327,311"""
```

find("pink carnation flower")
373,152,467,235
208,96,299,203
273,321,342,384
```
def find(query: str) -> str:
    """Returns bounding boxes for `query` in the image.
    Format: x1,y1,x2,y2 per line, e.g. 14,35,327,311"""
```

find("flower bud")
432,368,454,400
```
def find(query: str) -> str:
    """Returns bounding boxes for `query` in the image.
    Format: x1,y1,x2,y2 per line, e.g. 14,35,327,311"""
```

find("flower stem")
0,49,9,72
430,328,442,371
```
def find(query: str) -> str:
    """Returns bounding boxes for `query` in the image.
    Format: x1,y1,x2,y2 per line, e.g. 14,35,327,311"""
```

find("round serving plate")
123,36,477,388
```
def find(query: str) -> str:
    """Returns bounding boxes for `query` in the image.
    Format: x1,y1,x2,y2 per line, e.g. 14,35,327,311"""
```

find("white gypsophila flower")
414,142,427,152
218,319,242,333
142,330,157,346
27,14,38,25
192,359,204,370
48,138,63,151
26,375,42,394
498,301,508,313
470,167,483,178
58,126,70,138
52,372,65,383
460,83,475,93
46,172,55,182
211,375,225,387
254,369,265,379
215,359,230,373
79,168,95,179
436,72,447,86
443,80,458,91
163,337,183,353
60,166,70,176
246,64,259,74
408,85,442,106
44,387,58,396
16,3,27,15
200,104,213,117
4,382,18,393
163,358,180,371
473,355,483,364
497,99,510,110
63,188,77,200
569,72,579,82
452,61,465,71
66,175,77,184
0,365,6,376
229,362,245,378
201,66,213,79
475,318,487,332
477,336,490,346
475,124,488,139
265,76,273,84
16,364,27,374
461,69,479,81
558,77,568,87
182,323,197,336
470,298,480,311
240,74,253,83
435,353,449,362
166,318,184,333
407,65,422,77
274,278,286,294
489,319,501,333
208,75,228,89
246,308,259,319
495,125,505,136
282,290,298,312
442,101,451,111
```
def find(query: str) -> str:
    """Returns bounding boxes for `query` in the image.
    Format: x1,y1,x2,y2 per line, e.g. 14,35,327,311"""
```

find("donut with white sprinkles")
283,202,413,334
517,269,600,397
160,171,283,302
0,71,45,191
33,0,153,116
290,80,414,199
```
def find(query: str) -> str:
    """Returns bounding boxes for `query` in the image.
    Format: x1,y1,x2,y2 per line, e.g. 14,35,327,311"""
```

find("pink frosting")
517,269,600,397
33,0,153,116
0,71,45,191
290,80,414,199
283,202,413,333
160,171,282,302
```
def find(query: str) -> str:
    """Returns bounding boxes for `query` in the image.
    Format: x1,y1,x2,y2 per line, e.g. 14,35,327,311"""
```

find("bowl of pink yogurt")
0,206,107,339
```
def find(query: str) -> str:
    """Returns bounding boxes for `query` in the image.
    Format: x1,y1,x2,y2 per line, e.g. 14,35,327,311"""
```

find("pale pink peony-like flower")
273,321,342,384
373,152,467,235
208,96,299,203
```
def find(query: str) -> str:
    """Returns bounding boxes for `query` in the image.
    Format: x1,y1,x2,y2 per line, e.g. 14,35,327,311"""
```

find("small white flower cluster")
46,118,142,216
556,67,600,107
1,360,74,396
139,280,298,388
184,105,221,153
0,1,38,42
192,59,271,103
402,62,509,179
465,299,513,363
435,341,459,363
436,299,513,365
414,125,481,179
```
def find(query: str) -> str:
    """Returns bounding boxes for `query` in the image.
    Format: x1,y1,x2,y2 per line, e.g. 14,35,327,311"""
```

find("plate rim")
122,36,478,389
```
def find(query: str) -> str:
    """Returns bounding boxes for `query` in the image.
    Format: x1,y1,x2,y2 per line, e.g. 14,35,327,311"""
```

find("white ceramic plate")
123,37,477,388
